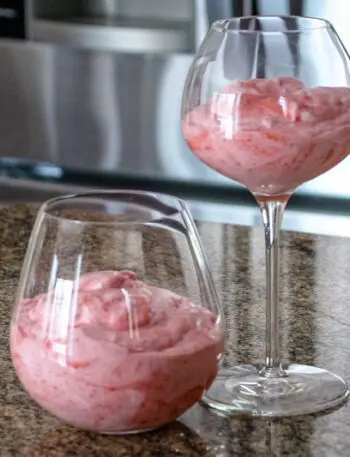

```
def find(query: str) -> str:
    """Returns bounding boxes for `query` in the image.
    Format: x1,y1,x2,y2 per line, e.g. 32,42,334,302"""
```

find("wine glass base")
202,364,349,417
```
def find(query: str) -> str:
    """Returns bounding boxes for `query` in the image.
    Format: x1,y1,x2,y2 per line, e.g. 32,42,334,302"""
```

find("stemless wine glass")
10,191,224,434
182,16,350,416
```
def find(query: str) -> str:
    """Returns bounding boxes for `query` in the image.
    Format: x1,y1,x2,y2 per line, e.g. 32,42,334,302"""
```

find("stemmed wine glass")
10,191,224,433
182,16,350,416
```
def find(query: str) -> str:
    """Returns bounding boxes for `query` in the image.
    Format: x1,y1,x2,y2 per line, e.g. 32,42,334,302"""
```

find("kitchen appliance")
0,1,348,51
1,0,350,238
0,0,254,52
32,0,198,53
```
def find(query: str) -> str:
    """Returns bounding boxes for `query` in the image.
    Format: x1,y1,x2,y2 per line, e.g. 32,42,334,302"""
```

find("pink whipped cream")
183,77,350,195
10,270,223,433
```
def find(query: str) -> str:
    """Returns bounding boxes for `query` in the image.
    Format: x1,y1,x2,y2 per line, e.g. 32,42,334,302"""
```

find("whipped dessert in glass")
181,15,350,417
183,76,350,196
11,270,223,433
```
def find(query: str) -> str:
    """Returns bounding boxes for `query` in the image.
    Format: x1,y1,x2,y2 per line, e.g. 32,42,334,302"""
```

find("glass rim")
212,15,332,35
38,189,190,226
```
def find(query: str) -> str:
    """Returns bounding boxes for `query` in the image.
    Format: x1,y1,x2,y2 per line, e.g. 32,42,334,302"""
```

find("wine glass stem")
258,198,287,378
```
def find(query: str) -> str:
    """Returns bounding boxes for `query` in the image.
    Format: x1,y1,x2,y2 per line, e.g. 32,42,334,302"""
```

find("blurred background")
1,0,350,236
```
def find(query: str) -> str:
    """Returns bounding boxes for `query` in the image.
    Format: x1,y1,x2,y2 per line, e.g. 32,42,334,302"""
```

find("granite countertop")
1,203,350,457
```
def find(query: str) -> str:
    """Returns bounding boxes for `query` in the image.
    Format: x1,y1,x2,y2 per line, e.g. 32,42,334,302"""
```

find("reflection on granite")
1,204,350,456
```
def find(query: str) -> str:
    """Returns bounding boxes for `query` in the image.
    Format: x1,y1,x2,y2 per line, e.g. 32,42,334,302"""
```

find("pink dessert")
183,77,350,195
10,270,223,433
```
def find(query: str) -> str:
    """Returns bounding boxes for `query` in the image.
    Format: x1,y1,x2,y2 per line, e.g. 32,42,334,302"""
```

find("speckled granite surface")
1,203,350,456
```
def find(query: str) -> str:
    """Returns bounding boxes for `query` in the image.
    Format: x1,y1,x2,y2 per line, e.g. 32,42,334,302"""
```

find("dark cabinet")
0,0,27,39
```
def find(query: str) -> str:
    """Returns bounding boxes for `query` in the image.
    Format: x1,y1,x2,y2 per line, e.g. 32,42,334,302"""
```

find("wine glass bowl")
10,191,224,434
183,16,350,199
184,76,350,197
182,16,350,416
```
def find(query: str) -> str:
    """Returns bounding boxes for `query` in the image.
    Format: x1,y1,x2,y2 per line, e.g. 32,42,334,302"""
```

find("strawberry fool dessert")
10,270,223,434
183,76,350,195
